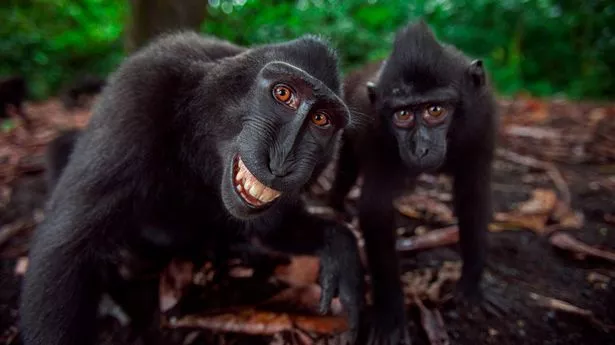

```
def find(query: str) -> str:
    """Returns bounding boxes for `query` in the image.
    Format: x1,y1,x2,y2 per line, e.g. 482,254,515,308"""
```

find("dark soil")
0,106,614,345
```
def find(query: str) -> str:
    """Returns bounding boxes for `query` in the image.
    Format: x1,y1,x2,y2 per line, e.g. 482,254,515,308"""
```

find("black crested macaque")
328,21,498,344
20,33,365,345
0,75,31,128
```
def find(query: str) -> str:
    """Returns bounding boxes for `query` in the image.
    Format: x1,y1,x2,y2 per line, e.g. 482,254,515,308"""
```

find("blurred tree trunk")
125,0,207,53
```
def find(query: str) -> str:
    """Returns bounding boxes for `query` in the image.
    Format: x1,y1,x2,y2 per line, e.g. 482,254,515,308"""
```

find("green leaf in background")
1,119,16,132
1,0,613,100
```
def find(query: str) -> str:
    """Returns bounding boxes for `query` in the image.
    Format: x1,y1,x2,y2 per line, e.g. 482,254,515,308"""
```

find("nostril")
419,148,429,158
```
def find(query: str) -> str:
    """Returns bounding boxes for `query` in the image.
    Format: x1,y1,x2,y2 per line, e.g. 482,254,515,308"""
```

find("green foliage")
0,0,126,99
203,0,615,99
1,0,614,100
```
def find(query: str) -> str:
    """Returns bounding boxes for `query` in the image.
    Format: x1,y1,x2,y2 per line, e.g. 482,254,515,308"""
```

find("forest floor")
0,97,614,345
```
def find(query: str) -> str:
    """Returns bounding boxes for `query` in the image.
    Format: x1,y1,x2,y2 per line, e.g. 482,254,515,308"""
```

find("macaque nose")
417,147,429,158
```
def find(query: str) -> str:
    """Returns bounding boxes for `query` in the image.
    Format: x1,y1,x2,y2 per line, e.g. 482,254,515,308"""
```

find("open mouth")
232,155,281,208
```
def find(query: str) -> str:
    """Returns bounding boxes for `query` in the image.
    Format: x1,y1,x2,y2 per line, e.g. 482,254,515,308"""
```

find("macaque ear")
366,81,377,104
468,59,485,87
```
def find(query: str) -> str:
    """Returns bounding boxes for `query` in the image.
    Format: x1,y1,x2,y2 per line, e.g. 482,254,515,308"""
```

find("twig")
166,308,348,336
549,232,615,263
0,219,35,247
396,226,459,252
529,292,592,316
414,297,450,345
529,292,615,331
496,148,571,206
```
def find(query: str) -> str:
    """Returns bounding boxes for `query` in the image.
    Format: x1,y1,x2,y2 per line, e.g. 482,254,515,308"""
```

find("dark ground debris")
0,97,614,345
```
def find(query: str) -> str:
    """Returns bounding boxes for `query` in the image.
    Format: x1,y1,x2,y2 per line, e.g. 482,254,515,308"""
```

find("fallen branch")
396,226,459,252
528,292,615,331
165,308,348,336
415,297,450,345
529,292,592,317
0,219,36,247
549,232,615,263
261,285,343,316
496,149,571,206
167,309,292,334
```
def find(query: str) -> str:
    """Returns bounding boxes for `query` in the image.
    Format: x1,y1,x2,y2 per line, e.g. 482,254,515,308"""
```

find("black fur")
44,129,81,190
60,75,107,110
42,127,290,288
0,75,31,127
20,32,364,345
329,21,498,344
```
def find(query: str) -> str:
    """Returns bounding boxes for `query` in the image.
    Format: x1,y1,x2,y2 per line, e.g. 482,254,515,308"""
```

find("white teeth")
236,169,245,182
259,192,270,202
243,178,253,191
258,188,281,202
260,191,274,202
234,156,282,206
249,183,264,199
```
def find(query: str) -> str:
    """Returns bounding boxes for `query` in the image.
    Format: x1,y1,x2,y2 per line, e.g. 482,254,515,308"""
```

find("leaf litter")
3,95,615,344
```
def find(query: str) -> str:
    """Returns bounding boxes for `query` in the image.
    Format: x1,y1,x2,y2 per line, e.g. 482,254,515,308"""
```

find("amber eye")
272,84,293,104
393,109,414,126
426,105,445,118
311,112,331,127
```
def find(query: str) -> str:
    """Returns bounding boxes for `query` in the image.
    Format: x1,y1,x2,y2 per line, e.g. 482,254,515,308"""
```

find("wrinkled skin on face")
216,59,350,220
367,22,487,172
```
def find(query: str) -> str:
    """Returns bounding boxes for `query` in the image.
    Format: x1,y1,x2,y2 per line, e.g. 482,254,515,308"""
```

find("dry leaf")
294,315,348,334
274,256,320,287
402,269,434,304
168,309,292,334
551,200,584,229
497,149,571,205
14,256,28,276
167,308,348,336
262,285,343,316
493,212,549,233
490,188,564,234
160,259,195,312
491,187,583,234
394,194,455,224
587,272,610,290
425,262,462,302
517,189,557,214
402,261,462,303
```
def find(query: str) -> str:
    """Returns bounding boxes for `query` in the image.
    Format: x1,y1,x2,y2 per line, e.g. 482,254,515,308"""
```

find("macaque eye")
272,84,297,108
426,105,446,118
393,109,414,127
311,111,331,128
394,110,412,121
423,104,449,125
